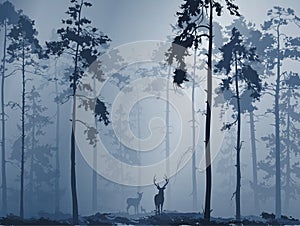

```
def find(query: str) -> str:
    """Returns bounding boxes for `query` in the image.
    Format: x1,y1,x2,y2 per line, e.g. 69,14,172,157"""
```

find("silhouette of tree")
167,0,239,221
0,1,21,215
45,59,72,214
215,27,261,221
10,86,55,216
7,14,45,219
260,6,300,219
44,30,73,215
259,72,300,213
46,0,111,223
281,75,300,211
226,16,275,213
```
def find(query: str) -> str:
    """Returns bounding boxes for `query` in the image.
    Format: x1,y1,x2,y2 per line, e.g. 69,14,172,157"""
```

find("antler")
153,175,159,187
162,175,169,188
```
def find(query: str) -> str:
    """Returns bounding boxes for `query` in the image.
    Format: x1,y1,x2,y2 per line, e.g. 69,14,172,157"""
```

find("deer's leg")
160,203,163,214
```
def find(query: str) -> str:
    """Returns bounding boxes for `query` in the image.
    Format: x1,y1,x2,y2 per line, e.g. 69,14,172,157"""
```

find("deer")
153,175,169,214
126,192,143,215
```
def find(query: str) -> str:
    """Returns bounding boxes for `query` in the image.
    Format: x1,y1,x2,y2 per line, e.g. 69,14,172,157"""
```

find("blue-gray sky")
8,0,300,46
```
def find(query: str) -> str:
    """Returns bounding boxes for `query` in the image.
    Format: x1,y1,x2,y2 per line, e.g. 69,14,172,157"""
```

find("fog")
0,0,299,223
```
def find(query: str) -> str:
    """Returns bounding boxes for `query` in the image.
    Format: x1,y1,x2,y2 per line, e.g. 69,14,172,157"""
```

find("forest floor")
0,211,299,225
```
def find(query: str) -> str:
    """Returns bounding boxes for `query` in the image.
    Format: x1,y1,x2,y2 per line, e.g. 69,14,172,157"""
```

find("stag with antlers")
153,176,169,214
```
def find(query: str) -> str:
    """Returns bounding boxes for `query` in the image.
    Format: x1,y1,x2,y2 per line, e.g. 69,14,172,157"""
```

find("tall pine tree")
215,27,261,221
46,0,110,223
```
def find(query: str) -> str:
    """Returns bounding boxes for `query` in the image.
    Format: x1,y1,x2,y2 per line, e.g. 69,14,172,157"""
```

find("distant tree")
26,86,55,214
7,14,45,219
89,71,131,212
260,6,300,219
45,29,73,215
278,73,300,211
53,65,65,214
46,0,111,223
259,73,300,212
45,61,72,214
11,86,55,216
226,16,275,212
36,45,74,216
0,1,20,215
216,129,235,193
215,27,261,221
167,0,239,221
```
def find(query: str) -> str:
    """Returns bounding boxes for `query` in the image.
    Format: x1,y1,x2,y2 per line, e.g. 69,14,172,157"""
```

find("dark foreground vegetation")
0,212,299,225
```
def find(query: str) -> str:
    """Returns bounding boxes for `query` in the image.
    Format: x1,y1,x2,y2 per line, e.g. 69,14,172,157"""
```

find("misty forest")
0,0,299,225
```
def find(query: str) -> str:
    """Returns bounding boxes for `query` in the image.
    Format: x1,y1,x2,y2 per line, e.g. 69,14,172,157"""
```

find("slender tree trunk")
284,90,291,211
137,100,141,197
71,36,80,226
28,95,36,215
204,0,213,222
71,94,78,224
71,57,79,224
71,2,83,224
249,111,259,211
28,154,34,214
20,40,25,219
1,19,7,216
166,66,171,209
234,53,241,222
54,62,61,214
192,48,197,211
92,78,97,212
92,146,97,212
275,25,281,219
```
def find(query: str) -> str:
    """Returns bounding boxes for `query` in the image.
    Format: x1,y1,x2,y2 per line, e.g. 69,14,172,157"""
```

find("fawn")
126,192,143,214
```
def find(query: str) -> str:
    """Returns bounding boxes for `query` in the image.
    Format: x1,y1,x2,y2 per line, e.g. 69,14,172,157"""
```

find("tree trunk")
192,48,197,211
235,53,241,222
71,41,79,226
20,40,25,219
92,148,97,212
28,95,36,215
1,19,7,216
92,78,97,212
204,0,213,222
137,100,141,197
71,57,79,224
71,94,78,224
284,90,291,211
54,61,61,214
71,2,83,223
275,25,281,219
249,111,259,211
166,66,171,209
28,154,34,214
